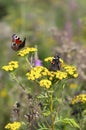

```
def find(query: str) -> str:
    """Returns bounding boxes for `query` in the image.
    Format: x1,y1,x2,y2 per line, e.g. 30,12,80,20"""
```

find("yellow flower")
26,58,78,87
2,61,19,72
26,66,49,80
18,47,37,56
44,57,54,62
47,71,55,81
2,65,11,71
0,89,7,98
73,73,78,78
69,83,78,89
59,58,64,63
71,94,86,105
64,65,76,71
63,65,78,78
9,61,19,69
39,79,52,88
55,71,67,80
5,122,21,130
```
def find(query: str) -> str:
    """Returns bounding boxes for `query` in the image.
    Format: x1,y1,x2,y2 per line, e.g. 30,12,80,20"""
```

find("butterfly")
49,54,61,71
11,34,26,51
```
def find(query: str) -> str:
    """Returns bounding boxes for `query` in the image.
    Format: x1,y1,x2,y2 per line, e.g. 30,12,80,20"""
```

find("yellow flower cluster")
47,71,55,80
26,63,78,89
63,65,78,78
47,71,67,80
2,61,19,72
44,57,54,62
18,47,37,56
26,66,49,80
5,122,21,130
71,94,86,105
55,71,67,80
39,79,52,88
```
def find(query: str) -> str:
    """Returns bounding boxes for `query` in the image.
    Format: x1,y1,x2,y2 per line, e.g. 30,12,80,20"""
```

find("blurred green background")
0,0,86,130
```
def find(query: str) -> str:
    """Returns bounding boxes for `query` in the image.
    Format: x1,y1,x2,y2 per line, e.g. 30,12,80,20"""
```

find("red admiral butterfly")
11,34,26,51
49,54,61,71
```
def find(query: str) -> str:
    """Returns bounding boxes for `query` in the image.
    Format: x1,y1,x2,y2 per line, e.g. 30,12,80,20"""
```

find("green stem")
49,91,55,130
45,118,51,129
10,72,25,91
25,56,32,69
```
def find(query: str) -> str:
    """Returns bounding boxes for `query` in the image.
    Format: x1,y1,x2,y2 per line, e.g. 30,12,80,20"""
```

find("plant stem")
25,56,32,69
49,91,55,130
10,72,25,91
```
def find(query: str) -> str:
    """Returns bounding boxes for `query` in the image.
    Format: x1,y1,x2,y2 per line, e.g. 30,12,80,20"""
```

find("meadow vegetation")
0,0,86,130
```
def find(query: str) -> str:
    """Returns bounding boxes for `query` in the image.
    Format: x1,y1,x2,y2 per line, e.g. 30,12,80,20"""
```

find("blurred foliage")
0,3,7,19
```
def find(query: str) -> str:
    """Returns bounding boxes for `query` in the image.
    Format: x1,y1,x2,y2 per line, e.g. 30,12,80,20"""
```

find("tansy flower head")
2,61,19,72
39,79,52,88
63,65,78,78
71,94,86,105
55,71,67,80
5,122,21,130
70,94,86,118
18,47,37,56
26,66,49,80
44,57,54,62
8,61,19,69
59,58,64,63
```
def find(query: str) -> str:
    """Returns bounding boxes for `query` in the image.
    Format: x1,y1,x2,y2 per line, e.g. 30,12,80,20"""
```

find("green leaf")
55,118,80,129
43,110,51,116
38,123,48,130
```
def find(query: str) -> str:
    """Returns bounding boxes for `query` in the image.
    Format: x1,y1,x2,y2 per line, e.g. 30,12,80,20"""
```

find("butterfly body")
49,54,61,71
11,34,26,51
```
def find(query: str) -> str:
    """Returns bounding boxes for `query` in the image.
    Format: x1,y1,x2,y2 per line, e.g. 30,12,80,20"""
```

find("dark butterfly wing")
49,54,61,71
18,38,26,50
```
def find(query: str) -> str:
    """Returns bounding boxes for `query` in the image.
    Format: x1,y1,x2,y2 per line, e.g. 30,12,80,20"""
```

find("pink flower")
34,59,42,66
